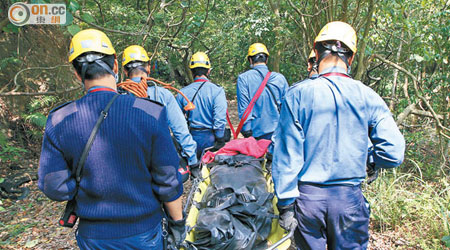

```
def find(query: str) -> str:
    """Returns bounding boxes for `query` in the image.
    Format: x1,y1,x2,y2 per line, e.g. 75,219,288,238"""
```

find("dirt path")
0,100,405,249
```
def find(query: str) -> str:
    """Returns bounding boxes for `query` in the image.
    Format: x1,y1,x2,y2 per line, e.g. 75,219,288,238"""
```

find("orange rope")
118,77,195,111
143,77,195,111
117,78,148,98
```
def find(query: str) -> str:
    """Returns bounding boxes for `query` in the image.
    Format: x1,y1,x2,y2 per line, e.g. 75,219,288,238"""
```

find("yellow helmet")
247,43,269,58
314,21,357,53
189,52,211,69
122,45,150,66
68,29,115,62
308,50,316,61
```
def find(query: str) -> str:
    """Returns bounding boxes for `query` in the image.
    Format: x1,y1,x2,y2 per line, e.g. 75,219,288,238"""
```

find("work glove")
277,203,298,232
366,162,378,185
212,137,226,151
167,212,187,249
241,130,253,138
224,128,232,142
189,162,201,179
366,149,378,185
178,164,190,183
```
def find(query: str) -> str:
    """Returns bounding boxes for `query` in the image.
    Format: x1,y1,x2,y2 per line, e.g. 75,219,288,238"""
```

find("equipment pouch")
59,199,78,228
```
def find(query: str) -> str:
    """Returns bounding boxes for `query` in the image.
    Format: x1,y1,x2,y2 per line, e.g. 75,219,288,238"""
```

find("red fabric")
201,137,271,164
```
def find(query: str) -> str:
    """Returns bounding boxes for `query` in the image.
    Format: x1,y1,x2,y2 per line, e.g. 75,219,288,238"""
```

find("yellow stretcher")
183,154,293,250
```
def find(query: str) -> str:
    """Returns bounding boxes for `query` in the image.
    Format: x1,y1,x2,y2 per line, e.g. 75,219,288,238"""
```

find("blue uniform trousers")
76,223,163,250
190,129,215,159
294,184,369,250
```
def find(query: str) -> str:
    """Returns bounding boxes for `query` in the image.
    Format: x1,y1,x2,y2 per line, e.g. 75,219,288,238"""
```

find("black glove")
277,203,298,231
366,162,378,185
213,137,226,151
178,164,190,183
189,162,201,179
167,212,187,249
241,130,253,138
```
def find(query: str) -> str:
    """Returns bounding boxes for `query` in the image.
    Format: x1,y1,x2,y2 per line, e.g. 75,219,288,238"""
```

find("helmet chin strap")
125,62,149,76
316,41,351,73
78,53,117,85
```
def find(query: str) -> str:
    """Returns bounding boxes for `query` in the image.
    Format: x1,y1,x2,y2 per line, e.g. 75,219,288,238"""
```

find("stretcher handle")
266,229,294,250
183,146,214,213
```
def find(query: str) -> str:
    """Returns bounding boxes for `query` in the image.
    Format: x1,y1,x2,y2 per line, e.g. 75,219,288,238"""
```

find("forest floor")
0,100,412,249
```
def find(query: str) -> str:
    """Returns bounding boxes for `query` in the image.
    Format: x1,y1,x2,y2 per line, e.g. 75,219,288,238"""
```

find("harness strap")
253,68,280,112
187,79,208,128
234,71,272,139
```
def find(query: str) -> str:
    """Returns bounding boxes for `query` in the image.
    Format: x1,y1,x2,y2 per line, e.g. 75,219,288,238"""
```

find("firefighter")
176,52,227,160
121,45,198,182
307,50,319,79
38,29,186,249
236,43,289,140
272,21,405,249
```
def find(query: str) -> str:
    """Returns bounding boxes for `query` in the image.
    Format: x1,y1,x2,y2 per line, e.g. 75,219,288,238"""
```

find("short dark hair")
191,67,209,78
250,53,268,64
72,53,115,80
125,62,149,77
315,42,353,62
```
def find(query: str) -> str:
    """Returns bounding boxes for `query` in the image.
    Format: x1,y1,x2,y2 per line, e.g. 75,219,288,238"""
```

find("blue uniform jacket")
38,88,182,239
272,67,405,206
131,77,198,165
236,64,289,138
176,77,227,139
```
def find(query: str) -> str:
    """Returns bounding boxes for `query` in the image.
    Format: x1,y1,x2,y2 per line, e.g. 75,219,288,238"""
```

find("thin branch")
73,15,157,37
92,0,105,24
149,23,171,61
411,109,444,120
287,0,327,18
140,0,160,34
14,65,72,87
374,54,450,133
0,85,82,97
188,0,212,48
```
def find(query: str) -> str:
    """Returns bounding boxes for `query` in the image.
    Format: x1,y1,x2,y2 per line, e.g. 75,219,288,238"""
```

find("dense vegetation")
0,0,449,249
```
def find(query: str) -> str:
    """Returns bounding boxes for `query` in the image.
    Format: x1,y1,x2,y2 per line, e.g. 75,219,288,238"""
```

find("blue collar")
252,64,268,70
194,76,208,82
320,66,348,75
131,77,141,83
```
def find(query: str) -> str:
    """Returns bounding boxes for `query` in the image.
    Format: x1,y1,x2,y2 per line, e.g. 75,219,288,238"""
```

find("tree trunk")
268,0,281,72
354,0,375,80
389,30,404,111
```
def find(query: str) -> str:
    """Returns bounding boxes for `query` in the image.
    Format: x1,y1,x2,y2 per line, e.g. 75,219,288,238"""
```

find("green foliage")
67,24,81,36
68,0,81,13
0,221,38,246
23,113,47,128
442,235,450,247
0,143,28,164
0,55,21,72
2,23,20,34
366,169,450,249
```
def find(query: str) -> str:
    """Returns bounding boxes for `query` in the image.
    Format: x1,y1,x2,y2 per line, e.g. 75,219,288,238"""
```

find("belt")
189,127,213,131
